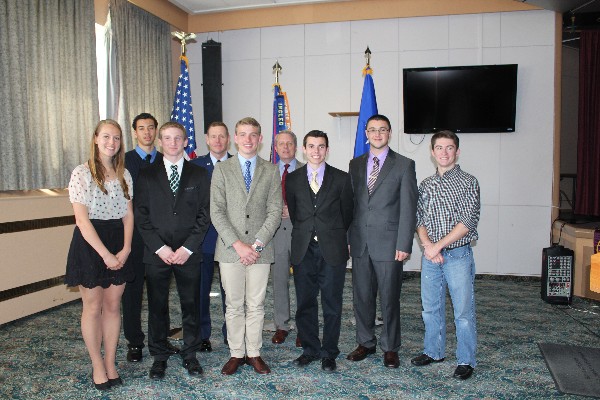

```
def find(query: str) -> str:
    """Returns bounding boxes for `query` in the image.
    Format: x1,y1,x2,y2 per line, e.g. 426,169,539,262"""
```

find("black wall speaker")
201,39,222,133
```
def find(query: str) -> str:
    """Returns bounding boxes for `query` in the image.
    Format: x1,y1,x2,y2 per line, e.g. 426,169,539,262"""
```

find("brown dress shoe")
384,351,399,368
221,357,245,375
347,345,376,361
295,337,302,347
271,329,289,344
246,356,271,374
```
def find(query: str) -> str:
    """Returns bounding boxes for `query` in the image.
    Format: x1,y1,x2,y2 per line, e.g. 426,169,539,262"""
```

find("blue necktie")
244,160,252,192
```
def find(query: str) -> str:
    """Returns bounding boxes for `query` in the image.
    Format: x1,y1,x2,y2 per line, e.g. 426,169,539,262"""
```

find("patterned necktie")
169,165,179,195
310,170,320,194
367,156,379,195
244,160,252,192
282,163,290,204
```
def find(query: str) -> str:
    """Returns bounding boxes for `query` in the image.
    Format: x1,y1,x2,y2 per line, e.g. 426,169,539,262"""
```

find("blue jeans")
421,244,477,367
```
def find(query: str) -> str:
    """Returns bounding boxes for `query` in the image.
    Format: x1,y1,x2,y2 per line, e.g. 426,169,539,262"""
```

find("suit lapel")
173,160,191,207
248,158,265,199
155,161,174,200
228,156,248,195
315,164,333,210
370,150,396,195
356,154,369,197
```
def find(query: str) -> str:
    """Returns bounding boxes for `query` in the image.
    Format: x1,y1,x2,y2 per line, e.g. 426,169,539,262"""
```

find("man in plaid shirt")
410,130,480,381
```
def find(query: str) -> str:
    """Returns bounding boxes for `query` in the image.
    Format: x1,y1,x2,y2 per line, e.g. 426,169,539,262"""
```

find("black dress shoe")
183,358,203,376
411,353,445,366
127,346,143,362
453,365,474,380
166,341,180,354
108,376,123,387
293,354,318,367
321,358,337,372
199,339,212,352
347,345,376,361
149,360,167,380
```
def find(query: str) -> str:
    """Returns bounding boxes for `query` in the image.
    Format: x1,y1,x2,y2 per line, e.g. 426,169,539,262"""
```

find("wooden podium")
552,221,600,301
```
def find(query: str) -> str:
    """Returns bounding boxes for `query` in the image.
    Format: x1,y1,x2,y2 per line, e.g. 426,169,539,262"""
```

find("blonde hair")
88,119,130,200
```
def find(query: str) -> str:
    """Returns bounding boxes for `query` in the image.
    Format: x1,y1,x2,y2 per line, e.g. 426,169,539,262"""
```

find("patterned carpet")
0,271,599,400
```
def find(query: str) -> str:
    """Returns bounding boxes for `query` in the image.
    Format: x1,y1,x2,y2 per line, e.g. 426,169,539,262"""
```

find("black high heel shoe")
108,376,123,387
92,371,111,391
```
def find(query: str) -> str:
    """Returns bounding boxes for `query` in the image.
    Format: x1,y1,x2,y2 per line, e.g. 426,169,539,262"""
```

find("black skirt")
65,219,134,289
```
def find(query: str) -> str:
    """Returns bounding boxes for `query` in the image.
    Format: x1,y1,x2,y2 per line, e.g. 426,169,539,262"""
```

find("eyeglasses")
366,128,390,134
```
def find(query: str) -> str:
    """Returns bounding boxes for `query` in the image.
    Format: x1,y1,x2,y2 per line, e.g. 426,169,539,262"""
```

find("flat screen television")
403,64,518,133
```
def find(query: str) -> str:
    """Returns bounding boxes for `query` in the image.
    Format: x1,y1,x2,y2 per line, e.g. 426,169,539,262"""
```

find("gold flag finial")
171,31,197,56
273,60,282,85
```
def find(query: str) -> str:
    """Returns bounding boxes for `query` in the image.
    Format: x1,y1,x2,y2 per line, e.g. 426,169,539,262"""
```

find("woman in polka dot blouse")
65,119,134,391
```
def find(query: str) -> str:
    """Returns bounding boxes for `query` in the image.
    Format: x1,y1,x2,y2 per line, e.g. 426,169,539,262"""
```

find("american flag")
170,56,197,159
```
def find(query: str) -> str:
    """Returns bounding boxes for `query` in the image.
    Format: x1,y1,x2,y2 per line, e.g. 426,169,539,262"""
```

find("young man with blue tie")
210,117,282,375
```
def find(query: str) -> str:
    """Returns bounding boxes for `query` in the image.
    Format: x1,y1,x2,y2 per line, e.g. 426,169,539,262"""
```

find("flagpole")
354,46,378,158
169,31,198,162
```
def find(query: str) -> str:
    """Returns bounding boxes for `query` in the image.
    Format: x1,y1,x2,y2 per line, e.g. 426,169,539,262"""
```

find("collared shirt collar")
163,156,184,177
306,162,326,187
210,152,228,165
135,145,157,162
278,159,297,176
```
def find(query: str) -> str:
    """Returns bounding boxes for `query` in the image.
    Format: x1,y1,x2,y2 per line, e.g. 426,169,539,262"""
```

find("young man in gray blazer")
347,114,418,369
210,117,282,375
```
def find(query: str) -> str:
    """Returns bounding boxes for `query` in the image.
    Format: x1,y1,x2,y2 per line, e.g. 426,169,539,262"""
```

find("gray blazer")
210,155,283,264
348,149,418,261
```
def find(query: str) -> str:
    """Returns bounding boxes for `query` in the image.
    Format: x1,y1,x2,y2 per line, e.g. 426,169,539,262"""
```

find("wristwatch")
252,243,264,253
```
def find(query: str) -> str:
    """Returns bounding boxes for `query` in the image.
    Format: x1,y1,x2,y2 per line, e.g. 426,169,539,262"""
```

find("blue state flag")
271,83,291,163
354,67,378,158
170,56,197,159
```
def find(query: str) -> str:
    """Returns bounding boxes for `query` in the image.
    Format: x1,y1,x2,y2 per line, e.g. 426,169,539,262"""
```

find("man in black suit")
134,122,210,379
190,122,231,350
122,113,179,363
285,130,353,373
347,114,418,369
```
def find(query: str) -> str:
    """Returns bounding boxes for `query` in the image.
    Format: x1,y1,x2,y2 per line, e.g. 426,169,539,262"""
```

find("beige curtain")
111,0,173,151
0,0,98,190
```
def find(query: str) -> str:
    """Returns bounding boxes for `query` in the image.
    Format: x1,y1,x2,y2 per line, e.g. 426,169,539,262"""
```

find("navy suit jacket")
190,153,231,255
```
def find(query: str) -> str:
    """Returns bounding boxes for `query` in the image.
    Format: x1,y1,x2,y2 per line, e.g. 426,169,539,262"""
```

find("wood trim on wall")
186,0,541,33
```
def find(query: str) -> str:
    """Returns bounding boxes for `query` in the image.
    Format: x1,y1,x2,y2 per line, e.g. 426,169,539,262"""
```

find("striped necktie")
169,165,179,195
367,156,379,195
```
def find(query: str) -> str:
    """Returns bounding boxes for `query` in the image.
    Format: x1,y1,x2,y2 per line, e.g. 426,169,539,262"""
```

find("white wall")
186,10,557,276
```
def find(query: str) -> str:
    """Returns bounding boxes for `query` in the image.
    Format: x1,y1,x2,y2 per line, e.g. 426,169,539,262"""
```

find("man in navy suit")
190,122,231,350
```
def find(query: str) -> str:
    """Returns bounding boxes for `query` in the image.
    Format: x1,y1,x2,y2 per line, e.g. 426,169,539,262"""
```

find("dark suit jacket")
190,153,232,255
134,159,211,266
286,164,354,266
348,149,418,261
